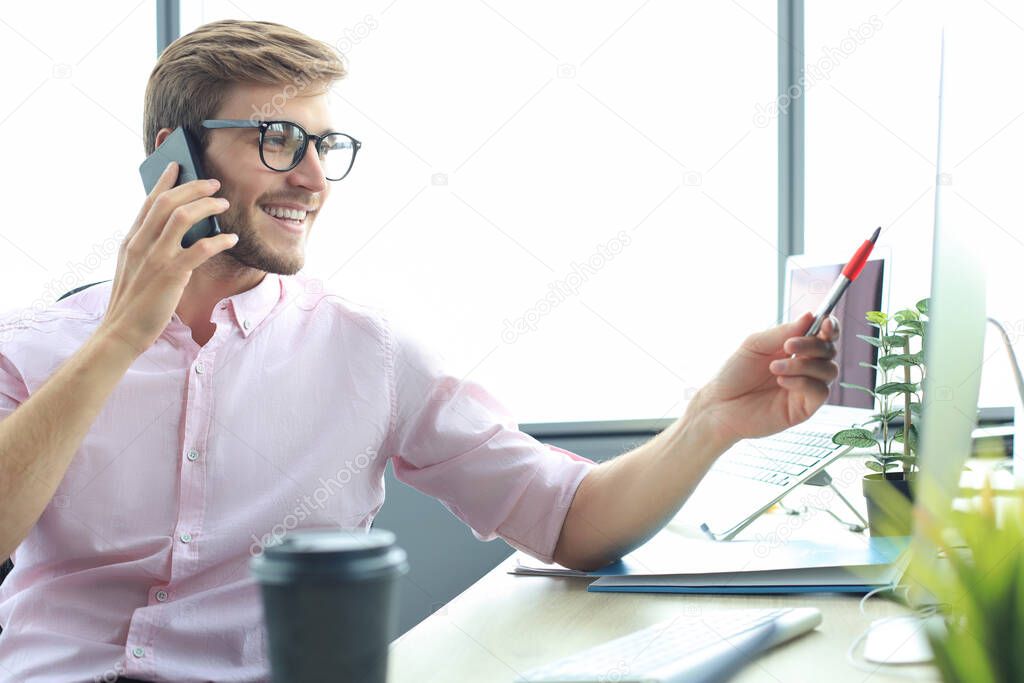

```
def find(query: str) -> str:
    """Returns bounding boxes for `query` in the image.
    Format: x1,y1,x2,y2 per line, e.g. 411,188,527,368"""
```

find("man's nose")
288,143,328,193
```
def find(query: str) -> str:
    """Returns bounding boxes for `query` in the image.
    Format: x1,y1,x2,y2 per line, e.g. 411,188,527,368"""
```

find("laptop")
783,248,891,409
666,253,889,540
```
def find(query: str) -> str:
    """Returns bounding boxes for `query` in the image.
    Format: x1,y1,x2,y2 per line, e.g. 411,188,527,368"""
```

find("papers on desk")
510,530,908,594
587,563,900,594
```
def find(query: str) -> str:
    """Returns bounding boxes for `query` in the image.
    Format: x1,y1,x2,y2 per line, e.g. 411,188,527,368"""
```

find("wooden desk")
388,455,942,682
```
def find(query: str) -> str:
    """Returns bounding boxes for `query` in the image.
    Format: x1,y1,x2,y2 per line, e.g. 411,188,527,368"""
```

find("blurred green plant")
831,298,930,477
898,472,1024,683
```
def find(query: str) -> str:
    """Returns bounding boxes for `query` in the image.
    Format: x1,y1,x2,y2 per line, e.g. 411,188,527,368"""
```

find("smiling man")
150,53,343,347
0,19,839,683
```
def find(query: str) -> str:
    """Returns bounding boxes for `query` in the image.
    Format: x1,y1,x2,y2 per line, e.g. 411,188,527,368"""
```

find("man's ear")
154,127,174,148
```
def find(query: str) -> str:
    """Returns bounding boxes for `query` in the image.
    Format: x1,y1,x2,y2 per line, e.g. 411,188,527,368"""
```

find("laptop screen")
786,259,886,409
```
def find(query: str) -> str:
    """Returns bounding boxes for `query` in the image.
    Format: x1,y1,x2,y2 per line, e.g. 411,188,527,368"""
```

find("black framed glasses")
200,119,362,181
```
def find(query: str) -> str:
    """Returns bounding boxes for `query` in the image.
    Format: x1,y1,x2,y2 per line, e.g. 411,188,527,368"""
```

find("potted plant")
831,298,929,536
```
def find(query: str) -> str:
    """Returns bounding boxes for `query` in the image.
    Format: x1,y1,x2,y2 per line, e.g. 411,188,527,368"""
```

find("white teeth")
261,205,308,221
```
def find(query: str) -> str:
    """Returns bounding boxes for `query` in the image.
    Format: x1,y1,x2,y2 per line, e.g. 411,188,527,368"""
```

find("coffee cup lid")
250,528,408,584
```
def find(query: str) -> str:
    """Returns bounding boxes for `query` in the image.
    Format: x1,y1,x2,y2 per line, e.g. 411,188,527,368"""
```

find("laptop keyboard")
711,428,840,487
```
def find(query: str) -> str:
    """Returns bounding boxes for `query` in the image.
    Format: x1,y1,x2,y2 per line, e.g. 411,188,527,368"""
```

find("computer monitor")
916,29,988,516
783,250,891,409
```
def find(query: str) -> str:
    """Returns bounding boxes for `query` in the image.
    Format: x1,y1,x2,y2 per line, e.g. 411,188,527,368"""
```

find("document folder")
585,536,908,594
510,529,908,595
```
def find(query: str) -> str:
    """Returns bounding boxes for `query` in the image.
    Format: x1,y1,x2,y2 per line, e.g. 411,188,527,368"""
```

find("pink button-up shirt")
0,271,597,682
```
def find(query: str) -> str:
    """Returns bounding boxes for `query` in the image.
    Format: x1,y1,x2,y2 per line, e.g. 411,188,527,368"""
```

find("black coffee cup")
250,527,409,683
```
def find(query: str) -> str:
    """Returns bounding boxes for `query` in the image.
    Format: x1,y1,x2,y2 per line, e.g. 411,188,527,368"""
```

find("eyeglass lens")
262,122,356,180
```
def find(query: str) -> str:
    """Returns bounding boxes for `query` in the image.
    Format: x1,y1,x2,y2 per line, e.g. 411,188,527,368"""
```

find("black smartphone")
139,126,222,249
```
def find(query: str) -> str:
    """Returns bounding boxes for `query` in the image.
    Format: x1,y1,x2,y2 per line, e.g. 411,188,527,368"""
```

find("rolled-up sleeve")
0,351,26,424
381,318,598,564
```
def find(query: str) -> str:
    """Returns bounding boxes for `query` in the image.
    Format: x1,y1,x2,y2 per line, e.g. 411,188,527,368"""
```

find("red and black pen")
805,226,881,337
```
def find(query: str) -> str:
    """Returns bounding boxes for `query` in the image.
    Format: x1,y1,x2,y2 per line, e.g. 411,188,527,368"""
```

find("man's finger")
770,357,839,384
775,375,831,418
128,161,179,242
819,314,840,342
746,312,814,355
783,336,837,359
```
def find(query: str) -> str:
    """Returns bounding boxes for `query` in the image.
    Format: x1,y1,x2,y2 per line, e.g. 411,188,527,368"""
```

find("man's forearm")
0,330,140,561
552,401,737,571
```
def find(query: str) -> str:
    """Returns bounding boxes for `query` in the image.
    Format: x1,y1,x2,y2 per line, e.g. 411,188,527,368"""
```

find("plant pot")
862,472,915,537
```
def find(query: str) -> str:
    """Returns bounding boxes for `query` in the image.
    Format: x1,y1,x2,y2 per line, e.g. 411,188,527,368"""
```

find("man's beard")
212,196,306,277
200,149,311,276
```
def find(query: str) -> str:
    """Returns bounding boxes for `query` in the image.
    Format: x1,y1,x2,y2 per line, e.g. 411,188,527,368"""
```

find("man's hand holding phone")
99,161,238,357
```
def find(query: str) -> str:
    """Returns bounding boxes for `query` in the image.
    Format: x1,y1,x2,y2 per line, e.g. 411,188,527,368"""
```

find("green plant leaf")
876,381,919,395
916,298,929,315
883,334,910,346
865,460,884,472
866,410,903,424
858,361,880,371
865,311,888,325
895,320,925,336
856,333,883,348
893,308,921,323
877,354,901,371
893,424,919,454
839,381,876,398
900,471,1024,683
832,428,878,448
878,353,924,371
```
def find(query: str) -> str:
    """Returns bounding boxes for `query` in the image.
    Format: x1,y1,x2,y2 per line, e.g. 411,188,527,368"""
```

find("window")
181,2,778,423
0,2,156,316
805,0,1023,409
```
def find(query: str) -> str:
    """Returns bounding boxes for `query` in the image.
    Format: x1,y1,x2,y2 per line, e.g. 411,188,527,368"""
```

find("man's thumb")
746,311,813,354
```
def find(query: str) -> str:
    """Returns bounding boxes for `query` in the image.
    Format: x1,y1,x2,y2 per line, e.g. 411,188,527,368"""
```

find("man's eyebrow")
241,120,337,134
284,122,337,135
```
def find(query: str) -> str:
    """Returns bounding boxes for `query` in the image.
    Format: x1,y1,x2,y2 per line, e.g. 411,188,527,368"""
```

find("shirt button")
132,646,145,658
220,303,228,310
155,589,169,602
242,319,252,331
186,449,200,462
180,532,193,544
195,361,205,375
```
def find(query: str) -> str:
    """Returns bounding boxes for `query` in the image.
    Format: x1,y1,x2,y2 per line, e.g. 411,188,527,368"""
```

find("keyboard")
711,427,841,488
515,607,822,683
669,405,873,540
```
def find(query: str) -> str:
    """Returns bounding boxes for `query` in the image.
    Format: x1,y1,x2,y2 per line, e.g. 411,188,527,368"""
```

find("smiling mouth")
259,204,309,226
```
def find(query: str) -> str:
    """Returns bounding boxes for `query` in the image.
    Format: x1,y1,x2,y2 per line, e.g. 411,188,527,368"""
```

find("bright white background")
0,2,1018,423
0,2,156,328
1,1,778,424
182,0,779,424
804,0,1024,411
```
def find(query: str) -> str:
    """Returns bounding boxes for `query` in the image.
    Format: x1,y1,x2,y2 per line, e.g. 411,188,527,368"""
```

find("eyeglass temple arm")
201,120,359,145
201,119,261,129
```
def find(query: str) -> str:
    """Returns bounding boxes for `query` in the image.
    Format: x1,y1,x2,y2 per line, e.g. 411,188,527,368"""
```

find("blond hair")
142,19,346,155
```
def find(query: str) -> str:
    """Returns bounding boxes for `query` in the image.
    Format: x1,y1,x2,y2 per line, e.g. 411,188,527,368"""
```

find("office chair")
56,280,111,302
0,558,9,634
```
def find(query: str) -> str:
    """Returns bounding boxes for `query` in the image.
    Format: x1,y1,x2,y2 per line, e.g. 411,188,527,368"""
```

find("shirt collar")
215,272,285,338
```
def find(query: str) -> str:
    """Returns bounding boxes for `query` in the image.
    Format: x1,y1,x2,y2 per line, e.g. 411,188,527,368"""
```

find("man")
0,19,838,683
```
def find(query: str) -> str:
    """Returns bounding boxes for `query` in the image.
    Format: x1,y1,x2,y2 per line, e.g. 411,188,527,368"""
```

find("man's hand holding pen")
686,312,841,449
